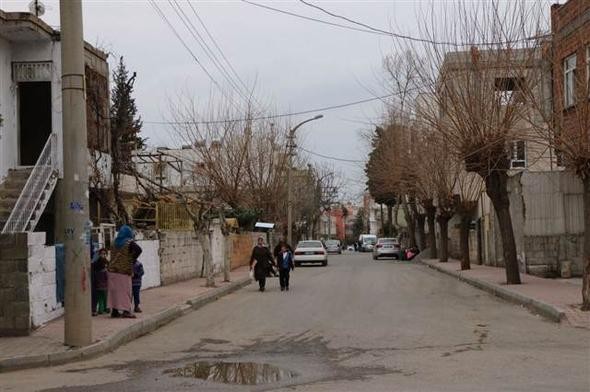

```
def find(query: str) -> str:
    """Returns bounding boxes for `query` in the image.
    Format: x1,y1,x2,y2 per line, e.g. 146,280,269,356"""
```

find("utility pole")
286,114,323,245
60,0,92,347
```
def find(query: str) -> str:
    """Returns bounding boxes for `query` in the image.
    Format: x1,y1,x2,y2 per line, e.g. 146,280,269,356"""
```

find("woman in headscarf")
107,225,142,318
250,237,273,292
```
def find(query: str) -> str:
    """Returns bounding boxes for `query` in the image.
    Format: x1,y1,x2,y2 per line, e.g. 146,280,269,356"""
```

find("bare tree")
404,0,546,283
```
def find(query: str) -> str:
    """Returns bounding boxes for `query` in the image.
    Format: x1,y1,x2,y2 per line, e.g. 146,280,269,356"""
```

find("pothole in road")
163,361,297,385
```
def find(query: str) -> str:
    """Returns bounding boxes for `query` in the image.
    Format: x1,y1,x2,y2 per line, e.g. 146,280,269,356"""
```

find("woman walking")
250,237,273,292
107,225,142,318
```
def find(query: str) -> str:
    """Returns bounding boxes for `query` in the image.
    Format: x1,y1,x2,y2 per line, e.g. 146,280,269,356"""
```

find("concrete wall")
477,171,585,277
0,37,16,182
27,232,63,327
136,239,160,290
0,35,107,181
4,40,64,177
518,172,584,276
158,231,203,285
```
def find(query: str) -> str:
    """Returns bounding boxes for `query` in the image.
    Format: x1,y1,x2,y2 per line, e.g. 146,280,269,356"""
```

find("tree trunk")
437,215,450,262
582,176,590,310
425,203,437,258
393,204,400,232
380,204,385,236
402,199,416,248
485,171,521,284
387,204,393,237
223,236,232,282
198,228,215,288
460,215,471,270
416,213,426,251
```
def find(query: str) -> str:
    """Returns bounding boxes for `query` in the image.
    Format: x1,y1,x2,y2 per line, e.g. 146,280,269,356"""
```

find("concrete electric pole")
286,115,323,246
60,0,92,347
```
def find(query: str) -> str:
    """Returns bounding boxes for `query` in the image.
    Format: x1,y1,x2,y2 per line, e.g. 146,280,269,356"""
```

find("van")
358,234,377,252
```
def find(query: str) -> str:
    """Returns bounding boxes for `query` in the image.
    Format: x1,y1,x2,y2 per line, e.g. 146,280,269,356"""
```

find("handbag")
249,269,254,280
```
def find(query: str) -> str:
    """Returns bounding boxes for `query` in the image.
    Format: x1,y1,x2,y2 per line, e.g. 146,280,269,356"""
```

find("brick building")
551,0,590,152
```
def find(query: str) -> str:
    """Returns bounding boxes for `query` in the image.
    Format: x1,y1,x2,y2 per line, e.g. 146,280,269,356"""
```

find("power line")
148,0,244,111
144,92,394,125
240,0,389,37
168,0,251,103
187,2,254,99
299,146,365,163
298,0,470,46
244,0,548,47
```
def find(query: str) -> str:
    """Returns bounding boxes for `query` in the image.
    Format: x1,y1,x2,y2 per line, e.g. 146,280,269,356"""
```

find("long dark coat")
250,245,273,281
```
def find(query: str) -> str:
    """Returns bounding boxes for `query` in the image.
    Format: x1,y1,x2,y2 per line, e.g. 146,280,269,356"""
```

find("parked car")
372,238,401,260
325,240,342,254
294,240,328,266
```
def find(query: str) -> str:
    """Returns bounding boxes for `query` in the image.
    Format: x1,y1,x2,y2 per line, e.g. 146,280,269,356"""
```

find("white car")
294,240,328,266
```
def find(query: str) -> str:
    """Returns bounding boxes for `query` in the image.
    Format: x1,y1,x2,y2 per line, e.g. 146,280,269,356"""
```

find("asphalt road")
1,252,589,392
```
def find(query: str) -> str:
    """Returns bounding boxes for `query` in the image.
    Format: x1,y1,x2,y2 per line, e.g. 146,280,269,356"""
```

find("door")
18,81,52,166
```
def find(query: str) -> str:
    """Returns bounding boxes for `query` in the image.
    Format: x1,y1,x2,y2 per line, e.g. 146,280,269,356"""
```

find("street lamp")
287,114,323,245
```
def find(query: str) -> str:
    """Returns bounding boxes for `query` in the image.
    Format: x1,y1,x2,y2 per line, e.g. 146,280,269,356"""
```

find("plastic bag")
249,269,254,280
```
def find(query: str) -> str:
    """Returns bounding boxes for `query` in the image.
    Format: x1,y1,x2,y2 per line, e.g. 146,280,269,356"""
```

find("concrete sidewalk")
0,267,251,372
419,257,589,329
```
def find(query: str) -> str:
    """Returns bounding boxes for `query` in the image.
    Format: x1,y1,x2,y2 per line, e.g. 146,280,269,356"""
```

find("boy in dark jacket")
278,244,295,291
132,259,145,313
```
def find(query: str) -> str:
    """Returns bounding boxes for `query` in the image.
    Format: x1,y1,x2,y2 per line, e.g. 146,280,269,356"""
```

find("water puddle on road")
164,361,297,385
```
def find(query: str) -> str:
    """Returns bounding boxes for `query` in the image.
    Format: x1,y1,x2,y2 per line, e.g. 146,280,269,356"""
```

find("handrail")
1,133,58,233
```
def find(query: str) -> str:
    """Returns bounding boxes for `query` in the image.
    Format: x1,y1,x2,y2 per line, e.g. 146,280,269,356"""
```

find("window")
510,140,526,169
495,77,524,105
564,54,576,108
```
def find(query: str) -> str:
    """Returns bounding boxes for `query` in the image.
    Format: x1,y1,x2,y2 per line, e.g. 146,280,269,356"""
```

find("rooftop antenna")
28,0,45,17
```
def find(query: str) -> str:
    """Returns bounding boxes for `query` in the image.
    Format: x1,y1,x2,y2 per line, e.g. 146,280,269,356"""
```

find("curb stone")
0,277,252,373
418,257,565,323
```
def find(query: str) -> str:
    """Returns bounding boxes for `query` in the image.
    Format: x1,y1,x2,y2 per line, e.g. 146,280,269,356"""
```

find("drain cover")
164,361,297,385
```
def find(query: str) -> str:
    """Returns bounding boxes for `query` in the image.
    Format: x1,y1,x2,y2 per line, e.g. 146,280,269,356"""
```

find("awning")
254,222,275,230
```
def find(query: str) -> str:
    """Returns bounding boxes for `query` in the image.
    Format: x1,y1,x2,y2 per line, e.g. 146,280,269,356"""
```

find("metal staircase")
0,133,59,233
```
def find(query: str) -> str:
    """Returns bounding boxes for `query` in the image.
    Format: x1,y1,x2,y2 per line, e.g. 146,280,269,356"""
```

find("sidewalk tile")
0,267,249,364
422,258,589,329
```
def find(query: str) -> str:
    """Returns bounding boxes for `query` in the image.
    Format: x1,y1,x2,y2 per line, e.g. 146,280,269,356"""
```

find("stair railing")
1,133,59,233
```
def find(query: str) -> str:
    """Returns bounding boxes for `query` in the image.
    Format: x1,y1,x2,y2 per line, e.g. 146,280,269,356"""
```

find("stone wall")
0,233,30,336
158,231,203,285
0,232,64,334
230,233,255,269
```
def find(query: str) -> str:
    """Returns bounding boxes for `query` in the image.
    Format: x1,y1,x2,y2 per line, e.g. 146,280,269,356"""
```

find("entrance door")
19,81,52,166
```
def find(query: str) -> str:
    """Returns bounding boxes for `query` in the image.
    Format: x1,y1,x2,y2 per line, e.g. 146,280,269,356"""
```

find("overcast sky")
1,0,439,201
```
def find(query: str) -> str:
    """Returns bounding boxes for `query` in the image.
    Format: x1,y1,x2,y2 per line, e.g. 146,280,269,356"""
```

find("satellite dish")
28,0,46,17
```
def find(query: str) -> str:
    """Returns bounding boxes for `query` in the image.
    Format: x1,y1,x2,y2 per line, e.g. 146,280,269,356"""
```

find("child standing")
93,249,109,314
132,259,144,313
279,244,294,291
